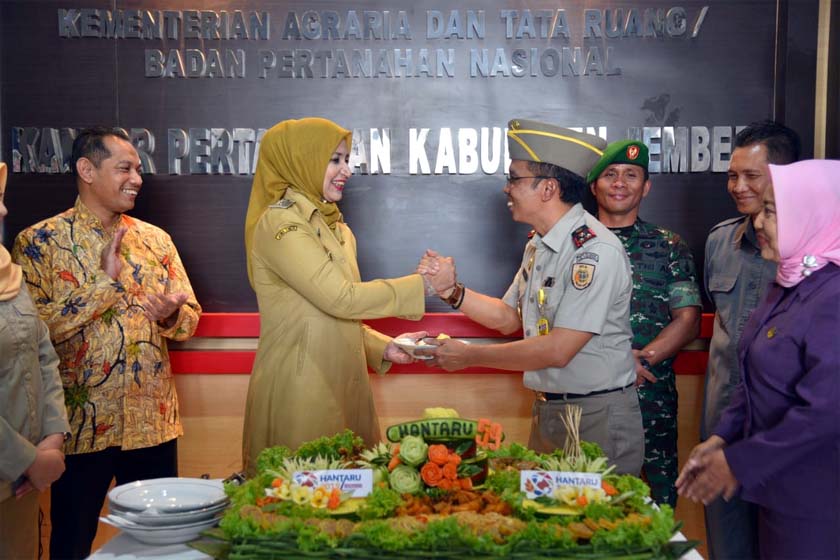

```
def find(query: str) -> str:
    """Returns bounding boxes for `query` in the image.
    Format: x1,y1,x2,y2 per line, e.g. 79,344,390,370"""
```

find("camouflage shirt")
609,219,701,389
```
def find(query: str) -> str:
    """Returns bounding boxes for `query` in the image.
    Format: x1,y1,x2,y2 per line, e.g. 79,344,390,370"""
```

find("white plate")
393,337,437,359
393,337,470,360
108,478,227,513
108,499,229,526
100,515,219,545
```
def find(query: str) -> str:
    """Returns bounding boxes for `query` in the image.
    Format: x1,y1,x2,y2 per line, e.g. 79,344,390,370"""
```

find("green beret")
586,139,649,184
507,119,606,179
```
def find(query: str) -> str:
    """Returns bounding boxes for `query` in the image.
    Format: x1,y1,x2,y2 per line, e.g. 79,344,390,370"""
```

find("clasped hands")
16,433,66,499
383,250,471,368
675,435,739,505
100,227,188,326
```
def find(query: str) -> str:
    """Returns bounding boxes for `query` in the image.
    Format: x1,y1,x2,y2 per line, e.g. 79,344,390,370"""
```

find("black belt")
537,382,634,401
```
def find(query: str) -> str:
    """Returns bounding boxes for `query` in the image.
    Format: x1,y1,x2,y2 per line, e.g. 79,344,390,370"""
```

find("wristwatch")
443,282,465,309
638,358,652,370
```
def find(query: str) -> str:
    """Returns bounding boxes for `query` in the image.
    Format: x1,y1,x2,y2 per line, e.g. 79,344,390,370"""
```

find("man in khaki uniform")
420,119,644,474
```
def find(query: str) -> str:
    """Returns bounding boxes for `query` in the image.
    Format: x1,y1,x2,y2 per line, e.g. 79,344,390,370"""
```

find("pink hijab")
770,159,840,287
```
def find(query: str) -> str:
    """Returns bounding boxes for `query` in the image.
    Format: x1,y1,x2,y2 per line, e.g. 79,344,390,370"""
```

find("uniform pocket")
708,274,738,336
708,274,737,294
606,394,645,473
537,286,561,320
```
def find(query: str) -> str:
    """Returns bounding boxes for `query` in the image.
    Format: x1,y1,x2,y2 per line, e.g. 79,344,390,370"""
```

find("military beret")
586,139,649,184
507,119,607,179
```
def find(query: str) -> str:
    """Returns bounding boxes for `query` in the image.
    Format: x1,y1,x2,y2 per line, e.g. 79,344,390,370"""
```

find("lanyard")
536,287,550,336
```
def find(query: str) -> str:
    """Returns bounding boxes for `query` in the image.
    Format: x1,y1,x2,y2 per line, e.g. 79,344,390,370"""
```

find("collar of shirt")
733,216,761,251
784,262,840,302
284,189,320,222
285,189,345,243
599,216,663,242
537,203,585,253
73,196,131,235
607,218,643,240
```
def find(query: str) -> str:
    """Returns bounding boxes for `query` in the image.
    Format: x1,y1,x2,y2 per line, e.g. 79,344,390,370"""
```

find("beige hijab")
244,118,352,286
0,162,23,301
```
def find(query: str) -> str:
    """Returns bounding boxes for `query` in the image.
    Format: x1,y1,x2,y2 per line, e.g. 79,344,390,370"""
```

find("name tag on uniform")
274,225,298,240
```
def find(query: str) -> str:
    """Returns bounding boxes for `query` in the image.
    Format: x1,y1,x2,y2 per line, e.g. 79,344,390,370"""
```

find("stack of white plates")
100,477,229,545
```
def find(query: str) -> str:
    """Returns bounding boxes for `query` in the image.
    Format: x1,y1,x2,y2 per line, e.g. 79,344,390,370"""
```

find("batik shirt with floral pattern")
13,198,201,455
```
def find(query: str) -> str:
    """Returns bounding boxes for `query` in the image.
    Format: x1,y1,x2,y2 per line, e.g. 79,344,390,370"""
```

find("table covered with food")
94,408,700,559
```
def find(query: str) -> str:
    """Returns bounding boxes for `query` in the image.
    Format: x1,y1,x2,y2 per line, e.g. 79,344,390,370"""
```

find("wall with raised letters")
1,0,818,311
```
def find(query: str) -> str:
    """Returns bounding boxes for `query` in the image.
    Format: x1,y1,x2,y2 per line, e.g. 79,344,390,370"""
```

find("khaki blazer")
242,190,424,473
0,280,69,502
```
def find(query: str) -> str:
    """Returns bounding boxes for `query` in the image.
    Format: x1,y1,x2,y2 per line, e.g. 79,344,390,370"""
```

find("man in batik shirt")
13,127,201,559
587,140,701,508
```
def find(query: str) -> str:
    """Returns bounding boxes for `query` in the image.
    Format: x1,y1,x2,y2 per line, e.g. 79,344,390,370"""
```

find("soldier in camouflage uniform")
587,140,701,507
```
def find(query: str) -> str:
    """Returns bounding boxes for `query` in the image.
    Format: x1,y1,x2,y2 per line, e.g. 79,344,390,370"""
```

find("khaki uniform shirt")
503,204,636,394
702,216,776,438
242,189,425,474
0,279,69,502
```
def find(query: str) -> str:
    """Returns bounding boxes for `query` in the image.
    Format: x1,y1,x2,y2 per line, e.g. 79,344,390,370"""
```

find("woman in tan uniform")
242,118,447,474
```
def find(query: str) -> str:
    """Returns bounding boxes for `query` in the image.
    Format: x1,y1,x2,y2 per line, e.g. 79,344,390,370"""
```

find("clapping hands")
143,292,189,326
100,227,127,280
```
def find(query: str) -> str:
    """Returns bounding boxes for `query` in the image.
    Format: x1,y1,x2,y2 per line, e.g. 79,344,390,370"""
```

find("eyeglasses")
504,175,550,185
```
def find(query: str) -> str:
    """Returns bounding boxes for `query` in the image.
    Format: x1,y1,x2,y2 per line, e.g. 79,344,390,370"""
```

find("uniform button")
526,329,531,336
529,297,534,303
536,265,542,271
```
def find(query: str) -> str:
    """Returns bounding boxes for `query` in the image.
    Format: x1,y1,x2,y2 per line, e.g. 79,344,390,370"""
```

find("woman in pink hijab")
677,159,840,559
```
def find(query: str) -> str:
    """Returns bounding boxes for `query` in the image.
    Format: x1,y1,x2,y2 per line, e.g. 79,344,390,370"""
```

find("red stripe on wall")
175,312,714,375
193,312,715,339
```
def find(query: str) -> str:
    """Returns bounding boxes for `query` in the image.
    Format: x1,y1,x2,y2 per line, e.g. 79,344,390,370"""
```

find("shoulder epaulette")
708,215,745,233
571,225,597,248
269,197,295,209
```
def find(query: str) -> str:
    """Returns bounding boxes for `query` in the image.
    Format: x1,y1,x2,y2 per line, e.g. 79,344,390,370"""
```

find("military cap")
586,139,649,184
507,119,606,179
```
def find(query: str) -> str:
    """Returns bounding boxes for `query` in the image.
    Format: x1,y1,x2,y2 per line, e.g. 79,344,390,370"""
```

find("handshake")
381,250,469,369
415,249,459,301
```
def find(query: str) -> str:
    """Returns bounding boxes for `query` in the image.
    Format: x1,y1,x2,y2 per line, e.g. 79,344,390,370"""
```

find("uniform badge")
274,225,298,240
571,263,595,289
627,145,640,160
527,229,536,240
766,326,777,339
571,225,597,248
575,251,600,263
